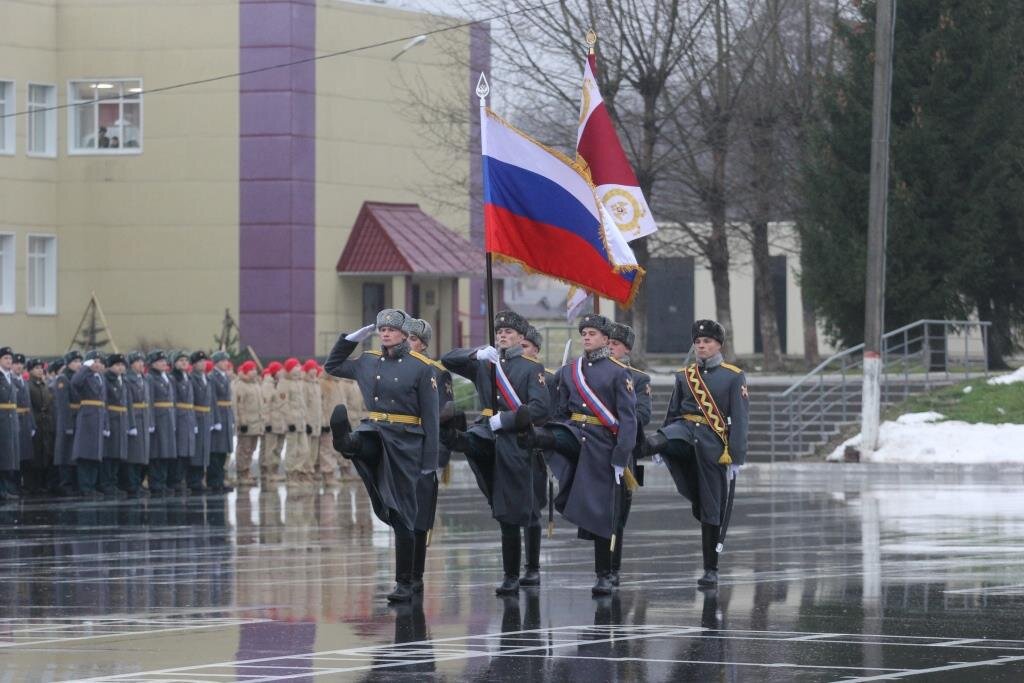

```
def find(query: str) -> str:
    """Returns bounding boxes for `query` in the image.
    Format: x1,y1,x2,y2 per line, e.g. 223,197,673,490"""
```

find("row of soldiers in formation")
321,308,749,603
0,346,369,502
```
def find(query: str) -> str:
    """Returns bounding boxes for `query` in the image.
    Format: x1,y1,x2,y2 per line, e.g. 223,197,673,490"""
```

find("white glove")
32,429,36,437
213,423,222,431
420,469,434,476
477,345,500,365
128,428,138,436
345,324,375,342
84,359,95,368
103,430,111,437
614,465,624,484
488,413,503,432
729,464,742,480
652,454,663,465
194,426,199,434
148,426,156,434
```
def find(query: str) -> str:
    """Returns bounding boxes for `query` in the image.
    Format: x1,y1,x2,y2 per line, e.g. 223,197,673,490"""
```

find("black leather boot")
520,525,542,586
412,530,428,594
642,432,668,459
330,405,361,458
592,537,615,596
698,522,720,587
518,425,556,450
387,530,415,603
496,527,521,595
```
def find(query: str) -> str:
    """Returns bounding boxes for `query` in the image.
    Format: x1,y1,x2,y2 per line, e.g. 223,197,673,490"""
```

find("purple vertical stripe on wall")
468,22,491,345
239,0,315,357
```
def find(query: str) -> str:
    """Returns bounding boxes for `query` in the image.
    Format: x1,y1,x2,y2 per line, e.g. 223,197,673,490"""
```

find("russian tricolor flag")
481,108,644,307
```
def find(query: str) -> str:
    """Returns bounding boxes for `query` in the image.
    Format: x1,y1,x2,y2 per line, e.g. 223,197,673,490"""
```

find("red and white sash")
571,357,619,434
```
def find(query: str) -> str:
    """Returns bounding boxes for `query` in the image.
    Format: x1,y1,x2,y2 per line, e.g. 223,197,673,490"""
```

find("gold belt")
480,408,495,417
681,414,709,425
368,411,422,425
108,405,127,413
80,400,105,407
217,400,232,407
153,402,174,408
176,403,194,410
570,412,604,426
194,405,211,413
132,402,148,409
17,407,29,414
0,403,16,410
70,403,81,409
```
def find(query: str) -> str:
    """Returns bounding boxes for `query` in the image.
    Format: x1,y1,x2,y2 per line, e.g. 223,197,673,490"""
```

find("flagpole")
477,73,496,349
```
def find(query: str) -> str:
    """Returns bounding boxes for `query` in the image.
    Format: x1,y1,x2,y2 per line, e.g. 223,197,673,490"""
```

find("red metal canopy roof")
336,202,488,276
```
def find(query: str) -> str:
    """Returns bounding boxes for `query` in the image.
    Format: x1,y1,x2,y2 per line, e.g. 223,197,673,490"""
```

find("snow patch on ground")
828,412,1024,463
988,367,1024,385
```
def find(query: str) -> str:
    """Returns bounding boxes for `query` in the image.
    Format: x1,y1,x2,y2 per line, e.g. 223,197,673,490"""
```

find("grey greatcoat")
103,372,131,463
52,369,78,467
147,372,177,460
15,375,36,464
125,370,151,465
71,367,108,463
657,357,749,525
547,353,638,540
171,370,196,460
324,337,439,531
209,369,234,453
190,371,213,468
531,366,560,517
412,361,454,532
441,345,550,528
0,372,20,472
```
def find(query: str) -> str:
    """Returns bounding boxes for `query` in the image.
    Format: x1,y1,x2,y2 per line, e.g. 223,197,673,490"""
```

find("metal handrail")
768,319,990,462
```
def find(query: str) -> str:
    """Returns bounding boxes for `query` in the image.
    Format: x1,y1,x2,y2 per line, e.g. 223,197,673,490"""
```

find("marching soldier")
189,351,213,494
324,309,439,603
520,326,556,578
102,353,130,497
208,351,235,493
0,347,20,501
12,354,35,496
146,350,177,496
53,350,82,496
606,322,652,586
281,358,310,485
441,310,551,595
71,351,109,498
642,319,748,586
27,358,54,495
518,314,638,596
319,372,367,482
260,362,286,484
123,351,151,497
170,351,197,494
233,360,263,488
405,318,454,594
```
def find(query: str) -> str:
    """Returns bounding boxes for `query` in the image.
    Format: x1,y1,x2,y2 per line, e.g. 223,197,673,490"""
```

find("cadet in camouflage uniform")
643,319,748,587
281,358,310,484
188,351,213,493
208,351,234,493
102,353,130,497
324,308,439,603
170,351,197,493
53,350,83,496
260,362,286,484
442,310,551,595
123,351,151,497
233,360,262,488
301,359,322,483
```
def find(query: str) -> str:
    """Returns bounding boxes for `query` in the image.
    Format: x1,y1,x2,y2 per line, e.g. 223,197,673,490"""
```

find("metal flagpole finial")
585,28,597,54
476,72,490,105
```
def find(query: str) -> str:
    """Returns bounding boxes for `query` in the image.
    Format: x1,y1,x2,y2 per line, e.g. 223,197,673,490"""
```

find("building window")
0,81,13,155
27,235,57,315
68,79,142,153
0,234,14,313
27,84,57,157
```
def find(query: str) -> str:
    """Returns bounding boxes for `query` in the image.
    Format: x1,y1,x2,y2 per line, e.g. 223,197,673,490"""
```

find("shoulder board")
431,359,447,371
609,358,630,370
544,368,557,375
409,351,433,365
630,367,650,378
362,350,382,357
520,355,543,365
720,362,743,374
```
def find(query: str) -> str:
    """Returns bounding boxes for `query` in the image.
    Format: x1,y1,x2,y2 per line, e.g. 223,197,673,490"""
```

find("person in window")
109,136,120,149
98,127,110,148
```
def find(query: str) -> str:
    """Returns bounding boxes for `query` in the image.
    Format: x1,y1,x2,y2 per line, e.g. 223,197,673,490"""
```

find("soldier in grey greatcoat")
101,354,130,497
518,314,638,597
123,352,151,497
0,346,21,501
324,308,439,604
521,326,557,573
188,351,213,494
169,351,197,493
53,350,83,496
606,322,652,587
145,350,177,496
71,351,109,497
12,353,36,496
442,310,551,595
643,319,749,587
207,351,235,493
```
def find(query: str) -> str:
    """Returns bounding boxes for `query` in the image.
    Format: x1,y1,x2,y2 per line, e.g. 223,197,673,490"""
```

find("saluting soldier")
53,350,83,496
232,360,263,488
146,350,177,496
189,351,213,494
12,354,35,496
441,310,551,595
324,309,439,603
71,351,109,498
123,351,151,497
101,353,131,498
606,322,652,587
0,347,20,501
27,358,54,495
260,362,286,484
281,358,310,485
208,351,235,493
170,351,197,494
518,314,638,596
642,319,748,586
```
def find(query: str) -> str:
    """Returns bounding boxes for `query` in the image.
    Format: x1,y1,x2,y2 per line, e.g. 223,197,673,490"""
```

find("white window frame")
27,82,57,158
0,80,14,155
0,233,14,313
67,78,143,155
26,234,58,315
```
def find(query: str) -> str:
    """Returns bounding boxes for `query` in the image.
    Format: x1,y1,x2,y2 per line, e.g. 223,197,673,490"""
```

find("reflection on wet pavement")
2,464,1024,681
